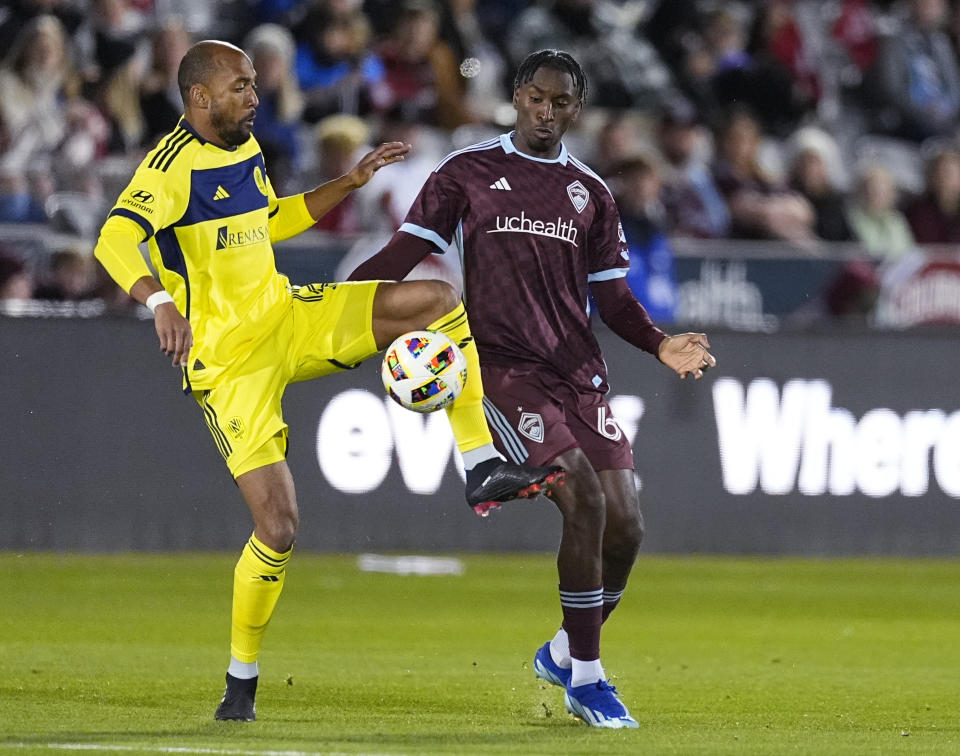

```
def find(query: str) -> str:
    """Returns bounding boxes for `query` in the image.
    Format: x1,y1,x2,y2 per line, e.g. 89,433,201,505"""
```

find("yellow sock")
230,534,291,663
428,302,494,454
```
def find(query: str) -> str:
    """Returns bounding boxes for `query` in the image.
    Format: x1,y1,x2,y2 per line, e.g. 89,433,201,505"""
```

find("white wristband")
145,290,174,313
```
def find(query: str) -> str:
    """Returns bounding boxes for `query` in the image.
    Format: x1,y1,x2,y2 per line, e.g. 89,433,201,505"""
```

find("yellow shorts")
194,281,381,478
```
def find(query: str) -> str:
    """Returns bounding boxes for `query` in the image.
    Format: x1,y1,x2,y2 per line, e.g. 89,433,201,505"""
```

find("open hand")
658,332,716,380
346,142,412,189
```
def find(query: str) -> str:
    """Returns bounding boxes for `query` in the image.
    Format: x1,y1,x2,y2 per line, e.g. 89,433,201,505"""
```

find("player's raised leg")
370,280,564,515
216,458,297,721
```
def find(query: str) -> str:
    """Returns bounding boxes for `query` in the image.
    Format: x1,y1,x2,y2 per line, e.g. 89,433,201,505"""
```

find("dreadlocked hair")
513,49,588,103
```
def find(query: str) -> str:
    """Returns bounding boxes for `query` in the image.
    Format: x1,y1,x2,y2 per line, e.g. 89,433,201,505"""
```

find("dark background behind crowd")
2,0,960,329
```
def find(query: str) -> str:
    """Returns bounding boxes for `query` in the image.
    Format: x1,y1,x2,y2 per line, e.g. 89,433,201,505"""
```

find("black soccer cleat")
465,459,566,517
214,673,257,721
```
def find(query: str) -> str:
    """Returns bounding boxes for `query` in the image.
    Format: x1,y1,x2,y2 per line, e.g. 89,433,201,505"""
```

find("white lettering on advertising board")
714,378,960,498
316,391,645,496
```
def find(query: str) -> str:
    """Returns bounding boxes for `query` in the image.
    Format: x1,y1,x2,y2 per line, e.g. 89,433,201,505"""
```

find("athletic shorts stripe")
201,394,232,459
201,394,232,454
482,397,528,463
205,400,232,457
202,408,230,460
202,410,230,460
291,284,330,303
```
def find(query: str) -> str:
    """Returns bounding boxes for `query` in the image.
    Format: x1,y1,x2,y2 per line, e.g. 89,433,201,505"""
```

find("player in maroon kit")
350,50,716,728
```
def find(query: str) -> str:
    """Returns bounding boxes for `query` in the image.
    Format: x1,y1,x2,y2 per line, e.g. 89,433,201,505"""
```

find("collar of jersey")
500,132,569,165
179,117,239,152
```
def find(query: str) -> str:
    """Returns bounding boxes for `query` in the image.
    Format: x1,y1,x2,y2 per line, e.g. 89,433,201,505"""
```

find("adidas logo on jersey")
213,186,230,200
489,177,512,190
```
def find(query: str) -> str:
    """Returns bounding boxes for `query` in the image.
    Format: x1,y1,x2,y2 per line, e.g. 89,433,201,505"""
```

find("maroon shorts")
480,364,634,471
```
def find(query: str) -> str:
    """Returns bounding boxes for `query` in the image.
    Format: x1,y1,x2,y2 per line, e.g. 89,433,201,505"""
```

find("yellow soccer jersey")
96,118,315,390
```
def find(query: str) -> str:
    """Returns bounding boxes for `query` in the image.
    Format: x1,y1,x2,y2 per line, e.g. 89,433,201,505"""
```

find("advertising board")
2,319,957,554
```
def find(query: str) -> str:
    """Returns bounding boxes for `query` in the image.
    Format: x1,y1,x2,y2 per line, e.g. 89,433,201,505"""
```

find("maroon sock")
559,587,603,661
602,588,624,623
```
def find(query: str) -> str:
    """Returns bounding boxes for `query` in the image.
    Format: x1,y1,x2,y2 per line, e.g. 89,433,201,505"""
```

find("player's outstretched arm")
347,233,435,282
302,141,411,221
590,277,668,355
591,277,716,379
658,333,716,380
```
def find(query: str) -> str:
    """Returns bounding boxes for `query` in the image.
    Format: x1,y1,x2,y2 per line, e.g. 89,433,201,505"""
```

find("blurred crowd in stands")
2,0,960,328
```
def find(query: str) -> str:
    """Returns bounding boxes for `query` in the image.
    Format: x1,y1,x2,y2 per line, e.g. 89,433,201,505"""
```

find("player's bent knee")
433,280,459,315
252,501,299,553
613,520,644,557
256,516,297,554
558,482,606,528
413,279,458,324
372,280,459,346
604,512,644,565
620,505,645,545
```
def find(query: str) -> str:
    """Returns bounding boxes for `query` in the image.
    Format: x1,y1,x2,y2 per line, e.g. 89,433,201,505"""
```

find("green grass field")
1,552,957,755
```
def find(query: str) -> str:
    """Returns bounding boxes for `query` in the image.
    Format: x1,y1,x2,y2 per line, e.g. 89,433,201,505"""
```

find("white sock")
570,658,605,688
461,444,503,470
549,628,571,668
227,657,259,680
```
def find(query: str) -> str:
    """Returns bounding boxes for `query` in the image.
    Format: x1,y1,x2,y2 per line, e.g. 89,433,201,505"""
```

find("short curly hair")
512,49,588,103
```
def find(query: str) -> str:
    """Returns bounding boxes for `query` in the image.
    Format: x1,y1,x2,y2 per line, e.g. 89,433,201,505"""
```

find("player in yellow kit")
93,40,563,721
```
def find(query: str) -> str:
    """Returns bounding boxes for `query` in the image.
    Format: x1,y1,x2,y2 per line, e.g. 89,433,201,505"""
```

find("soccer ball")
381,330,468,413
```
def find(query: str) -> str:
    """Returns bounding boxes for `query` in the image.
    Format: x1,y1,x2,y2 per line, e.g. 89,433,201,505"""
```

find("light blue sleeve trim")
587,268,628,282
399,222,450,251
454,220,464,259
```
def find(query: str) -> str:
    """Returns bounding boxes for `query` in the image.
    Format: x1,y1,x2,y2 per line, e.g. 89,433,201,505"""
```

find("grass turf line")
1,553,958,755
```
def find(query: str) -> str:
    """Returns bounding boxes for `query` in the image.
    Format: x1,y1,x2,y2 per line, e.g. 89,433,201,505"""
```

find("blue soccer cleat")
533,641,571,688
564,679,639,729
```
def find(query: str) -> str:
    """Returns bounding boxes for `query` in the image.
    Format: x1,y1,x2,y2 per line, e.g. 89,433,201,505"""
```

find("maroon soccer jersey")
400,133,629,393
